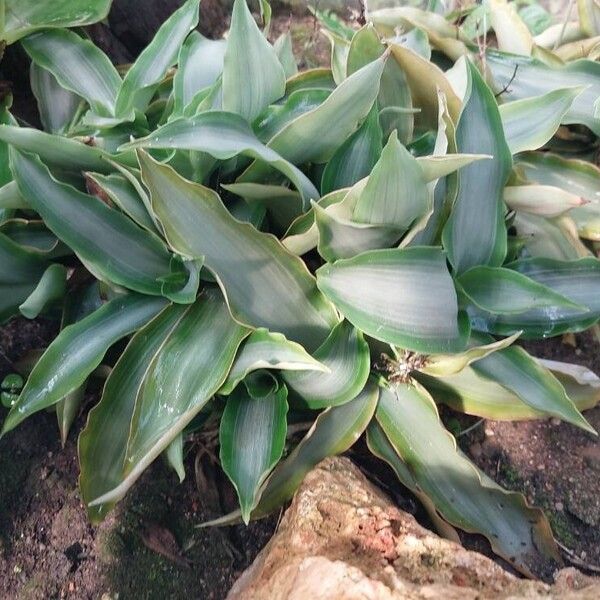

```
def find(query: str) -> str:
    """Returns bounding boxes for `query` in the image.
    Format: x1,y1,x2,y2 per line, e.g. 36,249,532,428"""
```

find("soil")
0,321,276,600
461,334,600,572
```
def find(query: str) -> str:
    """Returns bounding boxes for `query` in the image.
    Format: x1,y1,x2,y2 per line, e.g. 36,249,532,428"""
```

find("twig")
457,418,484,438
554,0,575,51
556,539,600,574
495,64,518,98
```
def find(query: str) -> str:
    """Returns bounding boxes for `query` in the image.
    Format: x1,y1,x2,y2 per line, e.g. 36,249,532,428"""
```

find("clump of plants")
1,0,600,578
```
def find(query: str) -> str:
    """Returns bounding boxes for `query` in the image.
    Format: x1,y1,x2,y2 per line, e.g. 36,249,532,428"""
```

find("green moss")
500,464,523,488
547,512,576,547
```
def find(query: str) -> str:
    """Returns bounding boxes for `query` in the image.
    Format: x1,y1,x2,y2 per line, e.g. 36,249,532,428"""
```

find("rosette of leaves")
1,0,600,578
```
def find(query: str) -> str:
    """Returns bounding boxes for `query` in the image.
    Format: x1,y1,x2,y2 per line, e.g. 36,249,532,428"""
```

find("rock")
228,457,600,600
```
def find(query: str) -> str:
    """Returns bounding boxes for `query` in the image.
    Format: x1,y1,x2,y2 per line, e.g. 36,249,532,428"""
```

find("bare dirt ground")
0,321,276,600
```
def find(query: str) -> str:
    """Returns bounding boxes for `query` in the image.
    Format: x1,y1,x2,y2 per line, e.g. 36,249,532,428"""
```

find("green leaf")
165,433,186,483
222,183,302,234
443,60,512,273
352,130,429,233
317,247,468,353
540,358,600,412
458,266,585,314
220,379,288,523
347,24,414,143
57,385,85,447
516,152,600,241
322,29,349,85
366,420,461,542
513,212,589,261
421,332,521,377
283,320,370,409
0,230,48,323
253,379,379,517
1,220,59,255
10,150,195,302
284,68,335,96
470,256,600,337
2,294,168,434
219,328,327,396
0,125,122,173
510,256,600,317
85,172,157,233
22,29,121,117
240,52,387,180
321,105,382,195
499,87,584,154
83,288,249,518
115,0,199,118
389,44,461,130
504,185,588,218
121,111,319,205
30,63,81,134
274,32,298,79
2,0,112,44
222,0,286,122
138,151,337,351
79,303,188,522
376,382,558,577
313,198,403,263
486,50,600,135
173,31,226,116
469,334,595,433
19,263,67,319
255,88,330,144
519,4,552,35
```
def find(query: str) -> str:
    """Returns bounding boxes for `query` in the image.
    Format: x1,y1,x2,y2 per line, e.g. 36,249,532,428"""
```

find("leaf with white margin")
317,247,469,353
22,29,121,117
499,87,584,154
469,332,595,433
486,50,600,136
220,378,288,523
219,328,328,396
115,0,199,117
2,294,169,434
83,288,249,517
376,382,558,577
2,0,111,44
222,0,286,122
253,379,379,517
173,32,226,116
457,265,585,314
421,332,521,377
120,111,319,205
419,359,600,420
442,59,512,273
283,320,370,409
138,151,338,351
239,52,387,182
